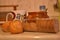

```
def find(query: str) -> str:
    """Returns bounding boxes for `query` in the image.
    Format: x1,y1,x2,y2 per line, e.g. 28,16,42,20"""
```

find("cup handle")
6,12,15,21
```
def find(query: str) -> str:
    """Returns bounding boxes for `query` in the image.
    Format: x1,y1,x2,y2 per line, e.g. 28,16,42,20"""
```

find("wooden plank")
0,5,18,10
0,5,18,7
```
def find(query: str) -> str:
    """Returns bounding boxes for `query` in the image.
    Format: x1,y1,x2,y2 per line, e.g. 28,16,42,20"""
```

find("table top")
0,25,60,40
